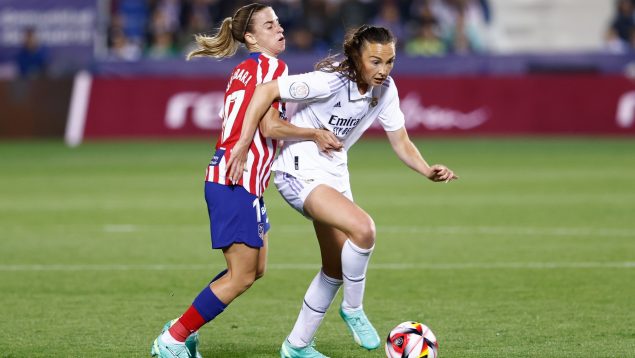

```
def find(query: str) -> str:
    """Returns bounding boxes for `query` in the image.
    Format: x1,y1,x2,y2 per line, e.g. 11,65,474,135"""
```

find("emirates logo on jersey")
328,114,361,136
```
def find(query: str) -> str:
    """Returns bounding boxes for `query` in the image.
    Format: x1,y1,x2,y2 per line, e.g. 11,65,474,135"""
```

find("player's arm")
259,107,341,151
385,127,458,183
227,80,282,183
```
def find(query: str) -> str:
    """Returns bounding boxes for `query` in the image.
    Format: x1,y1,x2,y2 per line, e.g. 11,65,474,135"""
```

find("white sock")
160,330,183,345
341,239,374,312
287,270,342,348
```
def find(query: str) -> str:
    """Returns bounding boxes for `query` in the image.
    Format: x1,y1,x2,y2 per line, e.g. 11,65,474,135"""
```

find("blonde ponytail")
187,17,240,60
186,4,269,60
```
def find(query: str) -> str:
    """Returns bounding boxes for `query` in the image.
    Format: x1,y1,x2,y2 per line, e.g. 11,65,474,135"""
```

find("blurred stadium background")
1,0,635,140
1,1,634,357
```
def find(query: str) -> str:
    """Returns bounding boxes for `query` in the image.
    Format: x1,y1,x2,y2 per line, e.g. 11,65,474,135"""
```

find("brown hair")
316,25,395,83
187,3,269,60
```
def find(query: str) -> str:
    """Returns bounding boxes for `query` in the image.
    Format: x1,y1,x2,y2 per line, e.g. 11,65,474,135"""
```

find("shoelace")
350,315,373,334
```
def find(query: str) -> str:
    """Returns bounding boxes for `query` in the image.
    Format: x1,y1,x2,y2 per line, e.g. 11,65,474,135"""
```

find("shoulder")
382,76,397,91
375,75,399,99
233,56,258,74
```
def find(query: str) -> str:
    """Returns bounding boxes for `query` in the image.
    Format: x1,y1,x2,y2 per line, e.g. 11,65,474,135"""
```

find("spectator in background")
104,0,494,59
372,1,406,49
606,0,635,53
15,27,48,79
146,31,179,59
107,13,143,60
405,18,446,56
109,30,143,60
430,0,488,54
288,26,316,52
178,10,211,55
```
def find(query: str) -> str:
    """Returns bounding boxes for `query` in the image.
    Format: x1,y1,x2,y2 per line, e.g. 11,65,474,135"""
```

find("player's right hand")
313,128,343,156
226,140,249,184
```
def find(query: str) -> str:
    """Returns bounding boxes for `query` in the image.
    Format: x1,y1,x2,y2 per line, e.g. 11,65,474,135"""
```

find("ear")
244,32,257,46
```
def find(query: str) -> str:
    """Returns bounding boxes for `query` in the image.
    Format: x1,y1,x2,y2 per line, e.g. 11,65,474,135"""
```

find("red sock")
168,305,205,342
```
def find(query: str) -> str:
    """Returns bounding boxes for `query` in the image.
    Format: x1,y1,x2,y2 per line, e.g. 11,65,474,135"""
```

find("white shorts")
273,171,353,217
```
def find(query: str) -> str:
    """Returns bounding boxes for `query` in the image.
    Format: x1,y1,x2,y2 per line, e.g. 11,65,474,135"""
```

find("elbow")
260,124,273,138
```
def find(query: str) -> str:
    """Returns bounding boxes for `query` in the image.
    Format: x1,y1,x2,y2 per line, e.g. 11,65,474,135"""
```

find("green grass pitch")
0,137,634,357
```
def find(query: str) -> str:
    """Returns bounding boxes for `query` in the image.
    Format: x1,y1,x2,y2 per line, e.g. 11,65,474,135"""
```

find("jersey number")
222,90,246,142
252,198,262,222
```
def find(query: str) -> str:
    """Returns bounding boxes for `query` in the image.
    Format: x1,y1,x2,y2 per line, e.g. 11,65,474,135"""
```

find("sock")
341,239,374,312
164,284,227,342
209,268,228,284
287,270,342,348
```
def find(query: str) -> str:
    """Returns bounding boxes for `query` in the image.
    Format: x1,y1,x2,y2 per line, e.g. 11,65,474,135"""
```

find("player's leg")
284,222,345,352
154,244,260,358
303,185,380,350
153,183,267,357
255,232,269,281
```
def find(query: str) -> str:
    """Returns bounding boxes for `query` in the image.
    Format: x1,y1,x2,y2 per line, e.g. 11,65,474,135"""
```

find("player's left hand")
226,141,249,184
427,164,458,183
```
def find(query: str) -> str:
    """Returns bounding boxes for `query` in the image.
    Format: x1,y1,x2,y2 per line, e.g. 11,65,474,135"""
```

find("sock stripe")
345,240,374,255
319,271,343,286
303,299,327,314
342,273,365,282
192,286,227,322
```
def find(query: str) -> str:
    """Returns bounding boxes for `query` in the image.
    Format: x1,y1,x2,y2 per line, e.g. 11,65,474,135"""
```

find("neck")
250,46,277,58
358,83,369,95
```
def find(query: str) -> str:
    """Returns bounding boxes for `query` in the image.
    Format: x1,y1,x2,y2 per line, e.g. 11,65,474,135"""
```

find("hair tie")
357,25,370,35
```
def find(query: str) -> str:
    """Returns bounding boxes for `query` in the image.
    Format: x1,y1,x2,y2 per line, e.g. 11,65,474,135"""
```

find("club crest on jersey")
289,82,309,99
210,148,226,166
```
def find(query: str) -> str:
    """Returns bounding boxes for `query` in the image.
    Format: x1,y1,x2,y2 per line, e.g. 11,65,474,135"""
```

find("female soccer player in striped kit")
228,25,458,357
152,4,342,358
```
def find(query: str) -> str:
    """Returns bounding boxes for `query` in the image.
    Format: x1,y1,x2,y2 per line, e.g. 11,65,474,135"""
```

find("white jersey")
272,70,405,179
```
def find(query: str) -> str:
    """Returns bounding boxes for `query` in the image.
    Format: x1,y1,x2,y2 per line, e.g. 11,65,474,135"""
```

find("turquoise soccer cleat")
280,339,330,358
151,333,192,358
154,319,202,358
339,307,381,350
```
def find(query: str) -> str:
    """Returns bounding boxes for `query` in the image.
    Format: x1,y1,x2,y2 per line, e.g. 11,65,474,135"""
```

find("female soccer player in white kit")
228,25,458,358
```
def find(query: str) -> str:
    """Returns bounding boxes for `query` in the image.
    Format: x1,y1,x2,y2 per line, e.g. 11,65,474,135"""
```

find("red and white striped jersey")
205,52,288,197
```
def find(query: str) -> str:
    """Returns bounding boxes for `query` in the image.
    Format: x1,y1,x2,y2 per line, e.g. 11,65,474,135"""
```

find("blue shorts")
204,182,270,249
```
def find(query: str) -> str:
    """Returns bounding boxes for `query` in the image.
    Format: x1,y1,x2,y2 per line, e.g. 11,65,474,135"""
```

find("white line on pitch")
96,224,635,238
0,262,633,272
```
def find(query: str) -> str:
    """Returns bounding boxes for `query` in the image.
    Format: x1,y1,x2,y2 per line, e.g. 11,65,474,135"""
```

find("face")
245,7,285,57
358,41,396,87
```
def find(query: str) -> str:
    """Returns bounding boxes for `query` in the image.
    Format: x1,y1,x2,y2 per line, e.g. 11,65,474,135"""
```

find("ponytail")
187,17,239,59
186,3,268,60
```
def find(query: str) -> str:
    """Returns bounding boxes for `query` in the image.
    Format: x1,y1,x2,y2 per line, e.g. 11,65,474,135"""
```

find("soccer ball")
385,321,439,358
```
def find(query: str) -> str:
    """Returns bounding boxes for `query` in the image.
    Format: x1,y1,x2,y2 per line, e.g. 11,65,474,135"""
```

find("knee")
350,216,376,249
255,266,266,281
229,271,257,294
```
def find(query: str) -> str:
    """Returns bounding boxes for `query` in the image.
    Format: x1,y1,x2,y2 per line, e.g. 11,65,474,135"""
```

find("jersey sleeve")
277,71,332,102
377,78,406,132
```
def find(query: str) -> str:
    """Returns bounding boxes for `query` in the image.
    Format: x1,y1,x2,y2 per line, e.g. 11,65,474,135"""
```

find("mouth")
374,77,386,83
278,35,285,42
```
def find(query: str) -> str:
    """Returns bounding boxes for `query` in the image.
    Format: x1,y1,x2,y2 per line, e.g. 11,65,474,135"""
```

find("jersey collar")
348,79,374,101
249,51,278,61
